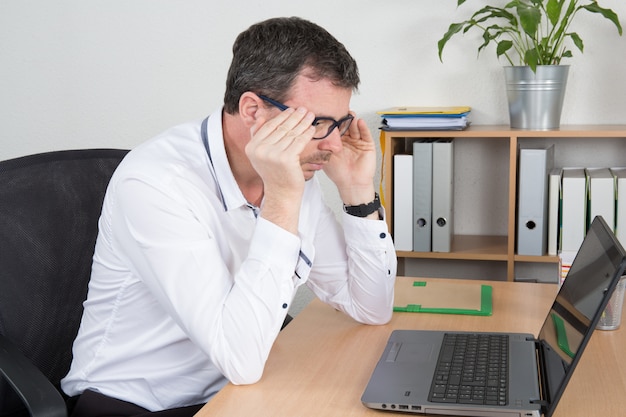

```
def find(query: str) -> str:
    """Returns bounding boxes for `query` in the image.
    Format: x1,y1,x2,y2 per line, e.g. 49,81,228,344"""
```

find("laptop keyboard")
429,333,509,406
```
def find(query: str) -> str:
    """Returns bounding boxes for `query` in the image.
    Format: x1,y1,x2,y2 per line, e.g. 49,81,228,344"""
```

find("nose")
317,127,343,153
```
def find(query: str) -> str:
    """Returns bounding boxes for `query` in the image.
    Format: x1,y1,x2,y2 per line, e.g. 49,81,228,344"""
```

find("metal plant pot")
504,65,569,130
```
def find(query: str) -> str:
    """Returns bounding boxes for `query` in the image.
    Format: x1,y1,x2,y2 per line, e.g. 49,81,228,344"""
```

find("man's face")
278,75,353,181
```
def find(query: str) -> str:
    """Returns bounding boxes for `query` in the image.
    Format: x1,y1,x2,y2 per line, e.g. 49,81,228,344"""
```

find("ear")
239,92,263,127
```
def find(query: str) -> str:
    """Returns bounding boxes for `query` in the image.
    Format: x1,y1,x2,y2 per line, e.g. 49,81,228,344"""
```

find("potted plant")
437,0,623,129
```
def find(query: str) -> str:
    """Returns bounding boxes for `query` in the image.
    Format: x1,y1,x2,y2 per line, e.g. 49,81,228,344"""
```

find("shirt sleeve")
111,175,300,385
305,201,397,325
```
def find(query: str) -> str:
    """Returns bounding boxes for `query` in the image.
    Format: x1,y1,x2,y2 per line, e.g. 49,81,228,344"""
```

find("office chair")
0,149,129,417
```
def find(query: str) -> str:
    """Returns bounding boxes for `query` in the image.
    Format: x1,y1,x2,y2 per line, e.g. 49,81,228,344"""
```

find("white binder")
432,139,454,252
586,168,615,231
412,140,433,252
561,168,587,252
517,146,554,256
547,167,563,256
393,154,413,251
611,167,626,246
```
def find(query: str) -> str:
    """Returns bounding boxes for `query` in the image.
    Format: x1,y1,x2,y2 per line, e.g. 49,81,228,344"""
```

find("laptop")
362,216,626,417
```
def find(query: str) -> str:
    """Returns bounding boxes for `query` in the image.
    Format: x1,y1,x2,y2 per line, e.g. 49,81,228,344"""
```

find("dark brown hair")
223,17,360,114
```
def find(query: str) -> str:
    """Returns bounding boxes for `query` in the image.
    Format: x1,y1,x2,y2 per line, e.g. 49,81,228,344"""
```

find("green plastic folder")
393,280,493,316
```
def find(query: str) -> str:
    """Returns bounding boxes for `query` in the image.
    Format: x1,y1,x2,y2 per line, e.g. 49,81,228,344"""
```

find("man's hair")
223,17,360,114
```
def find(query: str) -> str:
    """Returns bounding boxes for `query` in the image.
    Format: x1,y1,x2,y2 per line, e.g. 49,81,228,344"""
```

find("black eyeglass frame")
258,95,354,140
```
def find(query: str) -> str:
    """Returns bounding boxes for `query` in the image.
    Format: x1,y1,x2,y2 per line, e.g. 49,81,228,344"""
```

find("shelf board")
385,124,626,138
397,235,508,261
514,254,560,264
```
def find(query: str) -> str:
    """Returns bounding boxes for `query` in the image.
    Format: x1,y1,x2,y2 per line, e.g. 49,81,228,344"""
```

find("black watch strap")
343,193,381,217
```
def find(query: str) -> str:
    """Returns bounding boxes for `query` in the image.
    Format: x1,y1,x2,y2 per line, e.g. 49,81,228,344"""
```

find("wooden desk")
196,277,626,417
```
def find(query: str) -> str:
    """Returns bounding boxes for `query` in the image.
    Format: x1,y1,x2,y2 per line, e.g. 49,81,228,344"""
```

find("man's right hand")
246,106,315,234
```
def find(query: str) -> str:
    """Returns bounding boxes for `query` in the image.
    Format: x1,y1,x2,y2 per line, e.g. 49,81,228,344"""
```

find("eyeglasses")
258,95,354,140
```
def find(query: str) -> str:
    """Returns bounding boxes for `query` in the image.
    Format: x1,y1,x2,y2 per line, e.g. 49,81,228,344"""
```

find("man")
62,16,397,417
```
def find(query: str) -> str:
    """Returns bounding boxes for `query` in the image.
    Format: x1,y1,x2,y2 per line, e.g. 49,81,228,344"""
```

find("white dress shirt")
61,107,397,411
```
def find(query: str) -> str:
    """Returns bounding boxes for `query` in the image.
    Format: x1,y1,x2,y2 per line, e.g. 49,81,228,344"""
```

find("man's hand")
323,114,377,205
246,106,315,233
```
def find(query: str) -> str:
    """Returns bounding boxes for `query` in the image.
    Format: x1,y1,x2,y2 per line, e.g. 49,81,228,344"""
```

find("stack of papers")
378,106,471,131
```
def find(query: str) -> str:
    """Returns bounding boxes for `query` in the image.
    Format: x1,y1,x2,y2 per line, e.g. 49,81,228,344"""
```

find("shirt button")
282,303,288,309
379,232,386,239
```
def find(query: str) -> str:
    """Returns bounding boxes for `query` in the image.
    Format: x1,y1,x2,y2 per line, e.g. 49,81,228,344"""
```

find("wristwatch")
343,193,381,217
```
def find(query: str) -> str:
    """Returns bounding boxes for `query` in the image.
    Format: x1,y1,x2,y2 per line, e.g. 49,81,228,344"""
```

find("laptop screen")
537,216,626,416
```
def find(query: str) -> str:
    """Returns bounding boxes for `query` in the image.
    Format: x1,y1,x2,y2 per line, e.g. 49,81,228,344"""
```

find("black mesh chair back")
0,149,128,417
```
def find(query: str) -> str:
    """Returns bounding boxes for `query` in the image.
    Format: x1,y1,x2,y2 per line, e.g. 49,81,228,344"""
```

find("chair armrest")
0,335,67,417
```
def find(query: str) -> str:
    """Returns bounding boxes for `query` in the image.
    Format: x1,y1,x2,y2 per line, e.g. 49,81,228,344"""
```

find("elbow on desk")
228,369,264,386
219,357,266,386
352,306,393,326
363,314,392,326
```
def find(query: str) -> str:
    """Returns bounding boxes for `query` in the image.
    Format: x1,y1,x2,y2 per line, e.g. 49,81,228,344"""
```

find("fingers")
343,114,373,146
253,107,315,149
246,105,316,187
356,117,373,142
346,111,360,138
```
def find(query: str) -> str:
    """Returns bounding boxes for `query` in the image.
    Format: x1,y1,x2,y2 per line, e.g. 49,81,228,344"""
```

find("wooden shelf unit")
381,125,626,281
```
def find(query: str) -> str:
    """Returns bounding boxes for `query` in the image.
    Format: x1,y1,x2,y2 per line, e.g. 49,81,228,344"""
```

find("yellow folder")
378,106,471,116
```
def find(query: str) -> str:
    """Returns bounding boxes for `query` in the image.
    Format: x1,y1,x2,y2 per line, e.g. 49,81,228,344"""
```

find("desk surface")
196,277,626,417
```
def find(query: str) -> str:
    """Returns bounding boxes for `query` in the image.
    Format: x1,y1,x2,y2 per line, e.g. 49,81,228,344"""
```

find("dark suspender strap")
201,116,227,211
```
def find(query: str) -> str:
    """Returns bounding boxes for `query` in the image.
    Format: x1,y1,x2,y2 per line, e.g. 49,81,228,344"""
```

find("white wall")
2,0,625,161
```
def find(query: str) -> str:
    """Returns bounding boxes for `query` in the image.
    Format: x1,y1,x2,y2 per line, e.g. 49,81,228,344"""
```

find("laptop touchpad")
387,342,437,363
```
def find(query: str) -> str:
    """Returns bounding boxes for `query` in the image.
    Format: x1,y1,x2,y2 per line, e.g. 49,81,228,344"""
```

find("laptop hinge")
530,398,550,414
535,341,551,408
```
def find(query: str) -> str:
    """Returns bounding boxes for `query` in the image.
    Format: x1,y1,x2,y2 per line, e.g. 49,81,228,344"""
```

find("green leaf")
478,30,493,55
546,0,565,26
438,22,466,61
525,48,540,72
569,32,584,52
517,3,542,38
472,6,516,28
582,2,623,35
497,40,513,57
